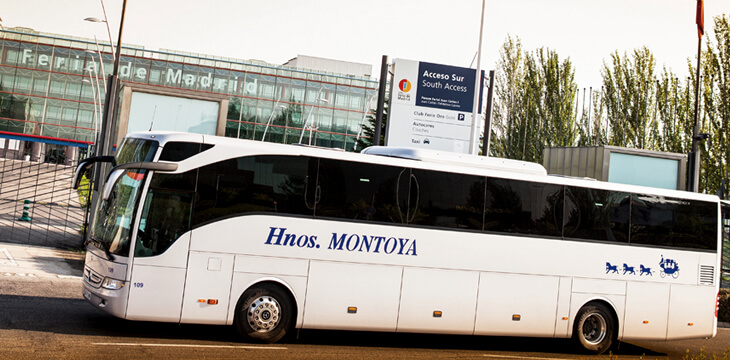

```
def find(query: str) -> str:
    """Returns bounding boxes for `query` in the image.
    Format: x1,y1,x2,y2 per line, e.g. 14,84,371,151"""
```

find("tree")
698,15,730,195
354,98,387,152
490,36,525,160
600,47,658,149
490,36,578,163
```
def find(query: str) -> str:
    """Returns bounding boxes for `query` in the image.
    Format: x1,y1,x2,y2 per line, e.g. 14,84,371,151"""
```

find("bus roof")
361,146,548,176
123,131,720,204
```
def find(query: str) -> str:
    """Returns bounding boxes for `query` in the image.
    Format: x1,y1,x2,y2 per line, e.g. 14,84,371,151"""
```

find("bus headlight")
101,277,125,290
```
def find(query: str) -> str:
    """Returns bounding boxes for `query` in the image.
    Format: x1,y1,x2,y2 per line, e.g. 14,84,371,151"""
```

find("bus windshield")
88,138,158,257
90,170,148,256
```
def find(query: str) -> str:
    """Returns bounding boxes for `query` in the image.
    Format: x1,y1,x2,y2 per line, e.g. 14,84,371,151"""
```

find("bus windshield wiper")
89,237,115,261
100,241,115,261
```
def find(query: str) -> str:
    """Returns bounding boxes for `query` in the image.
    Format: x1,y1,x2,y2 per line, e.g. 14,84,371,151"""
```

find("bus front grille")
84,268,103,288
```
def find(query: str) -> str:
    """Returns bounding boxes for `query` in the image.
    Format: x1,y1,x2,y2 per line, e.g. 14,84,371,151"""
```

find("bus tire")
234,284,293,343
572,302,615,354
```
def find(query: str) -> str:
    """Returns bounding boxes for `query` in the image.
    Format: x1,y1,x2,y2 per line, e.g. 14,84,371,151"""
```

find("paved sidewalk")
0,241,84,280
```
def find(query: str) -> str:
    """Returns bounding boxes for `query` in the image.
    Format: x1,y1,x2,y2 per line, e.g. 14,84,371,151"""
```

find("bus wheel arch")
233,281,297,343
572,300,618,355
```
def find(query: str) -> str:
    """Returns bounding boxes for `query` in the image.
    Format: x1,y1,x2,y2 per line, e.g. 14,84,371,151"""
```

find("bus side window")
409,169,485,230
564,187,630,243
316,159,402,223
485,178,563,238
631,194,717,250
191,155,314,228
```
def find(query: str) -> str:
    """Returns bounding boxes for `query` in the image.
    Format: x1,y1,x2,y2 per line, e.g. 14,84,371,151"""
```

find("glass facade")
0,28,378,152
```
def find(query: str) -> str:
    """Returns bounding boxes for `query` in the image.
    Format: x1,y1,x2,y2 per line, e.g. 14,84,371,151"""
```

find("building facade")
0,27,379,163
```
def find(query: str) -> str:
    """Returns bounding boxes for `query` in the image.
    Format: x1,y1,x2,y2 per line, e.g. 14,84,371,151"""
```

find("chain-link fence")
0,157,90,249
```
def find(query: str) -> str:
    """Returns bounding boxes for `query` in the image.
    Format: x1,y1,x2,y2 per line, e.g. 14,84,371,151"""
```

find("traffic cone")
18,200,31,221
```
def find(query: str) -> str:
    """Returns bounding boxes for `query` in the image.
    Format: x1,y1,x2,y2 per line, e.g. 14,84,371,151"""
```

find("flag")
696,0,704,38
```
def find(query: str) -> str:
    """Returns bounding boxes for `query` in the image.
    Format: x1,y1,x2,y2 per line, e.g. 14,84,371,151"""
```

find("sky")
1,0,727,89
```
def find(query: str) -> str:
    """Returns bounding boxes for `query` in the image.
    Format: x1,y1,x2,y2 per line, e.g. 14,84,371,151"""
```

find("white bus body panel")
623,282,670,340
126,232,190,322
396,268,479,334
126,265,186,321
667,284,717,340
554,277,573,337
303,261,403,331
180,252,235,324
474,273,559,337
182,214,717,340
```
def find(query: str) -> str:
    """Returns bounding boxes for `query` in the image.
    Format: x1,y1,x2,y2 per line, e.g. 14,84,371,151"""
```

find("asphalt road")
1,273,728,360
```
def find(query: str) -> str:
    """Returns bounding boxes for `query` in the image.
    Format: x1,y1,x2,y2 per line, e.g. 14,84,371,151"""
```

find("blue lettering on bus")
265,227,318,248
328,233,417,256
264,227,417,256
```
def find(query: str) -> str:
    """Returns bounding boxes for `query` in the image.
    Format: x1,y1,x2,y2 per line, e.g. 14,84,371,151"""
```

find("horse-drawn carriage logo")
604,255,679,279
659,255,680,279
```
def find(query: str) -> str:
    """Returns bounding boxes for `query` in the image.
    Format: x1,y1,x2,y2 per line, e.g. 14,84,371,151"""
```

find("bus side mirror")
72,155,116,189
102,168,126,202
101,162,178,201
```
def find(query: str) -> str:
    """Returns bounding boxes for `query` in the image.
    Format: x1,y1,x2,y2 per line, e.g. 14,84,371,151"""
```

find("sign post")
386,59,483,154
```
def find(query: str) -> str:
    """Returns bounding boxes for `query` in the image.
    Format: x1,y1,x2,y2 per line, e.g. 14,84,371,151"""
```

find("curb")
0,241,84,279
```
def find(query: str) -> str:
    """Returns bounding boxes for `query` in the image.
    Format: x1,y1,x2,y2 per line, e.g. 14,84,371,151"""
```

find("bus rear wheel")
573,303,615,354
234,284,294,343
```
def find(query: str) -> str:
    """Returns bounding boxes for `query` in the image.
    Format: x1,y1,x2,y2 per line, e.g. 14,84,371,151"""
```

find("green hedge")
721,288,730,323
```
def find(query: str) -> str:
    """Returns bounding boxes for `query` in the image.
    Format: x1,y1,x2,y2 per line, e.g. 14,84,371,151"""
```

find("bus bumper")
82,270,129,318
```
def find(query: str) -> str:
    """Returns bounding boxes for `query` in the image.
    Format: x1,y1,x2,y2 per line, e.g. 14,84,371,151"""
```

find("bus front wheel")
572,302,615,354
234,284,294,343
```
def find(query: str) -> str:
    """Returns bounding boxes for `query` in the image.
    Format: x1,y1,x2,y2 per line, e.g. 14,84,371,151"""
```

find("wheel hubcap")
247,296,281,332
582,312,607,345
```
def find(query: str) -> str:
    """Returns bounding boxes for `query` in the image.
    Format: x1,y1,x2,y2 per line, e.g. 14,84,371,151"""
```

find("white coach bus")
75,131,722,354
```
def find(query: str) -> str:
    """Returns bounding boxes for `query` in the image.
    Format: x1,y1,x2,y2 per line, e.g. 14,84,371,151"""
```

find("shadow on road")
0,293,665,357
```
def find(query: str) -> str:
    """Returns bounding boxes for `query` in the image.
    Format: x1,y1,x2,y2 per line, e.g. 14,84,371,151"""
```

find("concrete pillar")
17,140,26,160
65,145,79,166
30,142,45,162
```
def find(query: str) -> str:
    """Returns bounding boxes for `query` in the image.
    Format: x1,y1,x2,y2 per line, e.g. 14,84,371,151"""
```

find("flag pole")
688,0,704,192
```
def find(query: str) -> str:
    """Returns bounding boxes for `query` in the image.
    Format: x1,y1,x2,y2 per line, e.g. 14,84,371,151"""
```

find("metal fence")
0,158,89,249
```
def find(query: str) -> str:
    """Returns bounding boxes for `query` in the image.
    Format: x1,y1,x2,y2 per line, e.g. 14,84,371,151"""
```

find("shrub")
720,288,730,323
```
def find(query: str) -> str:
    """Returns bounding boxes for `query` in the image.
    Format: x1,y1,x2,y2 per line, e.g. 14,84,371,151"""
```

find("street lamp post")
83,51,105,119
82,69,100,139
262,104,287,141
86,0,127,162
83,0,128,230
85,37,108,89
298,97,328,144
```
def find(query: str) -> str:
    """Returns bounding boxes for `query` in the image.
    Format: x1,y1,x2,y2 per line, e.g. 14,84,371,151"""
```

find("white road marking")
483,355,569,360
57,275,82,280
0,248,17,266
92,343,287,350
2,273,37,277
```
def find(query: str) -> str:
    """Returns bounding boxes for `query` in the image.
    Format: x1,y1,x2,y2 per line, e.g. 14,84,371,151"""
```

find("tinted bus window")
135,170,197,257
410,169,485,230
564,187,630,243
159,142,213,161
485,178,563,237
315,159,403,223
631,195,717,250
192,155,315,227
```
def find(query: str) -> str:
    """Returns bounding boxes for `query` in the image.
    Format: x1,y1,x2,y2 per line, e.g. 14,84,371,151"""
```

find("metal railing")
0,156,89,249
